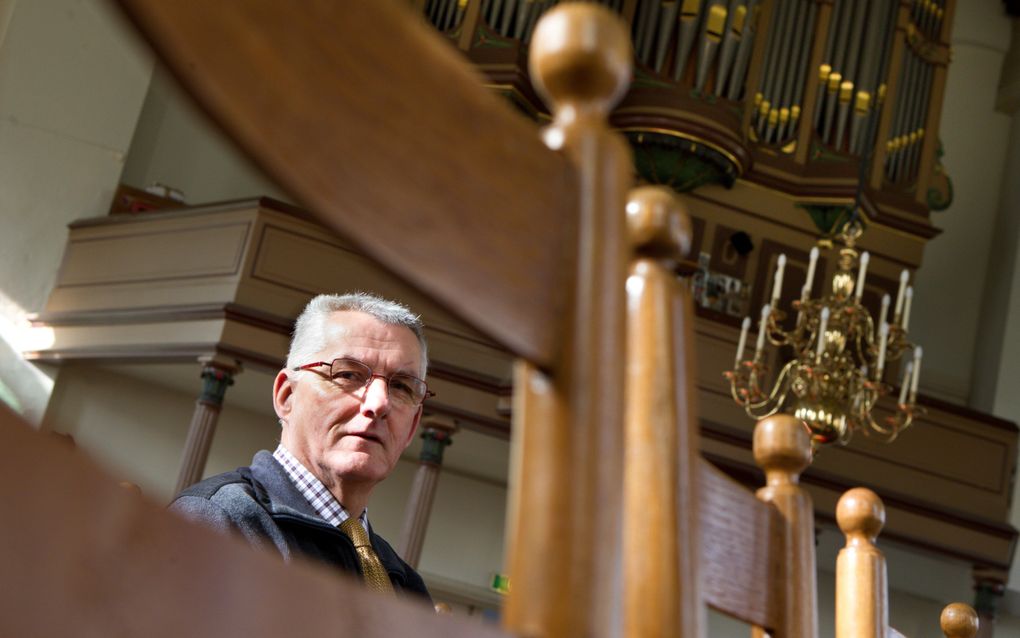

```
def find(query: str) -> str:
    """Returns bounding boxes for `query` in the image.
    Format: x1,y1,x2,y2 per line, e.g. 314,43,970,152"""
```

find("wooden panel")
116,0,578,368
59,222,250,286
0,405,508,638
700,459,782,630
46,207,262,313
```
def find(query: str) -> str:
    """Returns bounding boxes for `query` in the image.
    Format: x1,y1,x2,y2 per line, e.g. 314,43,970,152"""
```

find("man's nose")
360,376,391,418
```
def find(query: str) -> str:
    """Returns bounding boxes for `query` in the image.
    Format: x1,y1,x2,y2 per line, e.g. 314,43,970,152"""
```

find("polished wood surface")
836,487,889,638
0,405,507,638
941,603,980,638
503,6,632,636
623,186,703,637
753,414,818,638
116,0,577,369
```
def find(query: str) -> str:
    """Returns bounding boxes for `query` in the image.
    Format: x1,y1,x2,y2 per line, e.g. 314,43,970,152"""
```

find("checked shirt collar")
273,444,369,533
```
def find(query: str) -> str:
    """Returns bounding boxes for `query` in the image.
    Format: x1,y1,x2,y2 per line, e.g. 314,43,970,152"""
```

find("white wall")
909,0,1014,405
0,0,152,423
119,65,289,205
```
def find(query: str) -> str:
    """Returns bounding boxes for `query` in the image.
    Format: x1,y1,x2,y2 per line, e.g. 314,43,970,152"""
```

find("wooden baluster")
941,603,980,638
835,487,888,638
503,5,633,637
623,186,704,638
752,414,818,638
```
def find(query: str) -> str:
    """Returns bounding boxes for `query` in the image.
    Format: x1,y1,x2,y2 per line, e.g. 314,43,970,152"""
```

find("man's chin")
325,452,387,484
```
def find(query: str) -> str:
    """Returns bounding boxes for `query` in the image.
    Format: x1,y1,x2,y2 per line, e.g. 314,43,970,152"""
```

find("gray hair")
286,292,428,376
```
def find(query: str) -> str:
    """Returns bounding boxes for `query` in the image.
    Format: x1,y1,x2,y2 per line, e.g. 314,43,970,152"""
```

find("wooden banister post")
623,186,704,638
835,487,888,638
503,5,633,637
941,602,980,638
752,414,818,638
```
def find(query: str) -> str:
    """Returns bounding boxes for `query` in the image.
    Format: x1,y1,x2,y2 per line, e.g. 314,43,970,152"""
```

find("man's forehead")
321,311,420,356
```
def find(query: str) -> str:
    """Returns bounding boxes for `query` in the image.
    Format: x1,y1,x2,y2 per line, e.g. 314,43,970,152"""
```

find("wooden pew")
0,2,981,637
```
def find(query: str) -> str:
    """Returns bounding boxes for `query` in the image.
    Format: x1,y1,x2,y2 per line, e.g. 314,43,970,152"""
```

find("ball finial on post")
940,603,979,638
836,487,886,545
625,186,692,260
529,3,633,118
753,414,812,485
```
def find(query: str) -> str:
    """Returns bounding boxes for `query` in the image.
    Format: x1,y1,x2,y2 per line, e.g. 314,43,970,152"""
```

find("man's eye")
389,379,414,397
334,370,365,383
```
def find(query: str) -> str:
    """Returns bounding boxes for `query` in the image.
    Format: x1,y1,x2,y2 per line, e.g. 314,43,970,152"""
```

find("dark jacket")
170,450,431,602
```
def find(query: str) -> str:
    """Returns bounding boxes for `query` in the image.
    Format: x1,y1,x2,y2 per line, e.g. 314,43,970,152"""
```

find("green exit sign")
490,573,511,594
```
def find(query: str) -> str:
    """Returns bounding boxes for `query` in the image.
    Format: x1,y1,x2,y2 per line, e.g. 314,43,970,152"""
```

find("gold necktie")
339,517,394,595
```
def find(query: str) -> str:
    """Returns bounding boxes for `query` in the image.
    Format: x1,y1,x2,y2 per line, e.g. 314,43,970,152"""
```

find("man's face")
274,311,423,494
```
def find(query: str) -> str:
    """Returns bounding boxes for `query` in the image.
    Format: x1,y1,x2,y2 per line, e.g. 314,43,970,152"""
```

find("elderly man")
171,292,431,600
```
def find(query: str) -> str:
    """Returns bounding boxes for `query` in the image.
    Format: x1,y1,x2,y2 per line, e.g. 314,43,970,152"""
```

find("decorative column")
972,568,1007,638
397,417,457,569
173,355,240,495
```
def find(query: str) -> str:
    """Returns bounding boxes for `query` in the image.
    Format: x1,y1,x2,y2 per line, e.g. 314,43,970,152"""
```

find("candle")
735,316,751,366
754,304,771,359
893,269,909,319
816,306,830,362
855,251,870,301
771,254,787,305
902,286,913,331
876,321,889,379
899,362,913,405
909,347,923,402
804,246,819,296
878,294,890,331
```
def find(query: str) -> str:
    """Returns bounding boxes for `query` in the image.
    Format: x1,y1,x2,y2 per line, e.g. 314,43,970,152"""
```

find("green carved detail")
420,428,453,465
927,139,954,211
689,88,719,105
809,140,854,164
474,23,515,48
198,366,234,406
626,130,739,193
631,68,674,90
798,204,861,238
973,580,1004,617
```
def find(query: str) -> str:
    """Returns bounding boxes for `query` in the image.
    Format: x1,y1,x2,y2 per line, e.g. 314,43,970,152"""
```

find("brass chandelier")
724,221,923,446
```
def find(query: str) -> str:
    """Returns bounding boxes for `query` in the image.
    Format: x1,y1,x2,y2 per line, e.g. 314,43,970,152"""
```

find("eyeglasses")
293,357,432,407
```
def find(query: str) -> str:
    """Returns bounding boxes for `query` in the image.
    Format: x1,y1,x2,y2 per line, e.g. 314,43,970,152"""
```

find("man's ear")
272,370,294,422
